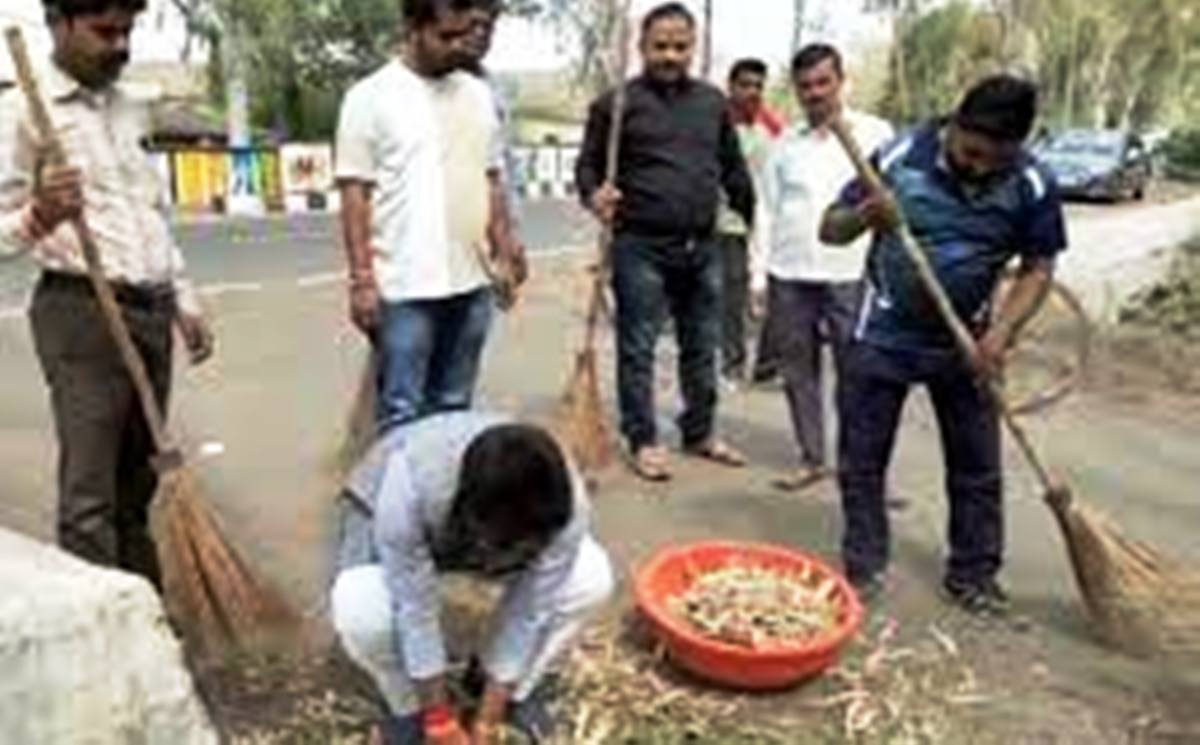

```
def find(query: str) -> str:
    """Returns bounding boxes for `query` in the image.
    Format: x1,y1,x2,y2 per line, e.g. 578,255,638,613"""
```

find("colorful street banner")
172,150,228,212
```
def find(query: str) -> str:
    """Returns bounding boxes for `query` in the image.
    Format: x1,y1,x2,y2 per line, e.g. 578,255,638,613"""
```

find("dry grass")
550,616,999,745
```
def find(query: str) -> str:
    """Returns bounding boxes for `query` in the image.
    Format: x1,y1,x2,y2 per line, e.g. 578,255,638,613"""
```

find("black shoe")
508,677,561,743
942,577,1010,617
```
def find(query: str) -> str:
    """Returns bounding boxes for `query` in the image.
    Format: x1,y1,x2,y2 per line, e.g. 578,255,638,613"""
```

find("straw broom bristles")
1048,491,1200,658
333,352,379,480
552,344,617,471
153,469,299,660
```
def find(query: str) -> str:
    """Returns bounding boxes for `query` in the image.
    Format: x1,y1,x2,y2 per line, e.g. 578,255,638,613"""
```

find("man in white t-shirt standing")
756,44,893,491
336,0,526,432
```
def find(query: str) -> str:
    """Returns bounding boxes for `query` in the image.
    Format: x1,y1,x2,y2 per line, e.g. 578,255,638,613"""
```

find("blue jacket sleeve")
1017,162,1068,259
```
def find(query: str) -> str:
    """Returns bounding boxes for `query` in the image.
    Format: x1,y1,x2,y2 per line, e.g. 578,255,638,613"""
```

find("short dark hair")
642,2,695,36
453,424,573,544
729,58,768,84
43,0,146,21
402,0,482,28
791,43,843,78
954,74,1038,143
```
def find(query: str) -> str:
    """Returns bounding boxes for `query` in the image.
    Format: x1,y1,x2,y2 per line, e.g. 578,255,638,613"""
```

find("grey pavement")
1,198,596,312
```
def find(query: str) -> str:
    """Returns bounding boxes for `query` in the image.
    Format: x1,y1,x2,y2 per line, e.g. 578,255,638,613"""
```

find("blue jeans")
375,287,494,432
838,341,1003,585
611,233,721,451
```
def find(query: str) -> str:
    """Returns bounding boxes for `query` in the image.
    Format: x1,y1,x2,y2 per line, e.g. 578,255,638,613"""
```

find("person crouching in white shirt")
331,411,613,744
755,44,893,491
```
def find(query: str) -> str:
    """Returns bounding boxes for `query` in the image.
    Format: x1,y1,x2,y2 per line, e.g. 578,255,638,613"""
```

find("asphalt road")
5,192,1198,317
173,198,597,286
0,199,597,312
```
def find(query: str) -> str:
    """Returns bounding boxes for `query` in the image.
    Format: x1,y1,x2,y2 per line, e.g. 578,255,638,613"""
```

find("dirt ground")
185,253,1200,745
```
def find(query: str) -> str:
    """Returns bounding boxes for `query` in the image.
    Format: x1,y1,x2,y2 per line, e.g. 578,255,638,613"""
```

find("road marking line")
198,441,226,459
198,282,263,297
0,306,24,321
296,272,342,288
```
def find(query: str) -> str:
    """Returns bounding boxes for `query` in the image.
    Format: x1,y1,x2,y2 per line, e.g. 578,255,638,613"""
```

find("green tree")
168,0,399,139
877,1,1003,123
881,0,1200,131
524,0,629,95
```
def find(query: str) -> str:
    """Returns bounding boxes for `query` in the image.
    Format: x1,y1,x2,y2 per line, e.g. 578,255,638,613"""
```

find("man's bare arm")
339,179,374,283
993,256,1054,342
486,171,515,256
338,179,380,336
487,169,527,287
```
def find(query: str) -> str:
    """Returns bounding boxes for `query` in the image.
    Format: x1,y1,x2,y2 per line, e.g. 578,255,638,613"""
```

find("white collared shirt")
0,63,199,313
336,60,503,302
755,109,894,288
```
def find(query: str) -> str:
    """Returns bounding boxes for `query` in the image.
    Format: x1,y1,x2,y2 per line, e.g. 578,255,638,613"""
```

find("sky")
491,1,893,74
2,0,892,81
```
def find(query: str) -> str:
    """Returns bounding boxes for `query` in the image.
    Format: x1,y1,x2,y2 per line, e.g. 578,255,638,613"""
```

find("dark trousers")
838,342,1003,585
375,287,494,432
611,233,721,450
29,273,174,587
752,305,781,382
717,233,749,378
769,278,860,467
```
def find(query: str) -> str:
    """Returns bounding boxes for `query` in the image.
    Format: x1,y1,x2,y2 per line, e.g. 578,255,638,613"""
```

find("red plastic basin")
634,541,864,690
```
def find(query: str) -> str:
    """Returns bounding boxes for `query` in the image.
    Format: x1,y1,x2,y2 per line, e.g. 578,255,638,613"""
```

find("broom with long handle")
829,117,1200,657
7,28,296,660
551,0,633,472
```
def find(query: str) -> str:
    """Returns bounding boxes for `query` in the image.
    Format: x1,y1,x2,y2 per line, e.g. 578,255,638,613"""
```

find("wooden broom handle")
6,28,177,461
584,0,633,348
828,117,1056,493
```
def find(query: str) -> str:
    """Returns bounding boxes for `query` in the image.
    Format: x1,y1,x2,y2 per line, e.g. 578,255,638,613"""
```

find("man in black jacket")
576,2,755,481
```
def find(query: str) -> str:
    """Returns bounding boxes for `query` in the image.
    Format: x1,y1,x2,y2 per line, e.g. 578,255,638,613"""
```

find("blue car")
1035,129,1152,202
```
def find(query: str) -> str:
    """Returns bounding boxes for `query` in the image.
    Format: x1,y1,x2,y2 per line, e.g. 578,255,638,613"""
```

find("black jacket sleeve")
717,107,756,228
575,90,613,208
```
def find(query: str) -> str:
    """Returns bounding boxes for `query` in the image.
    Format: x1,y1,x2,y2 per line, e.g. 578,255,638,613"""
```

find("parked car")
1035,129,1152,202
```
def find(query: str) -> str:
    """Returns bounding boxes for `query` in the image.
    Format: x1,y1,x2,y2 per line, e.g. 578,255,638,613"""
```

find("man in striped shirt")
0,0,213,587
